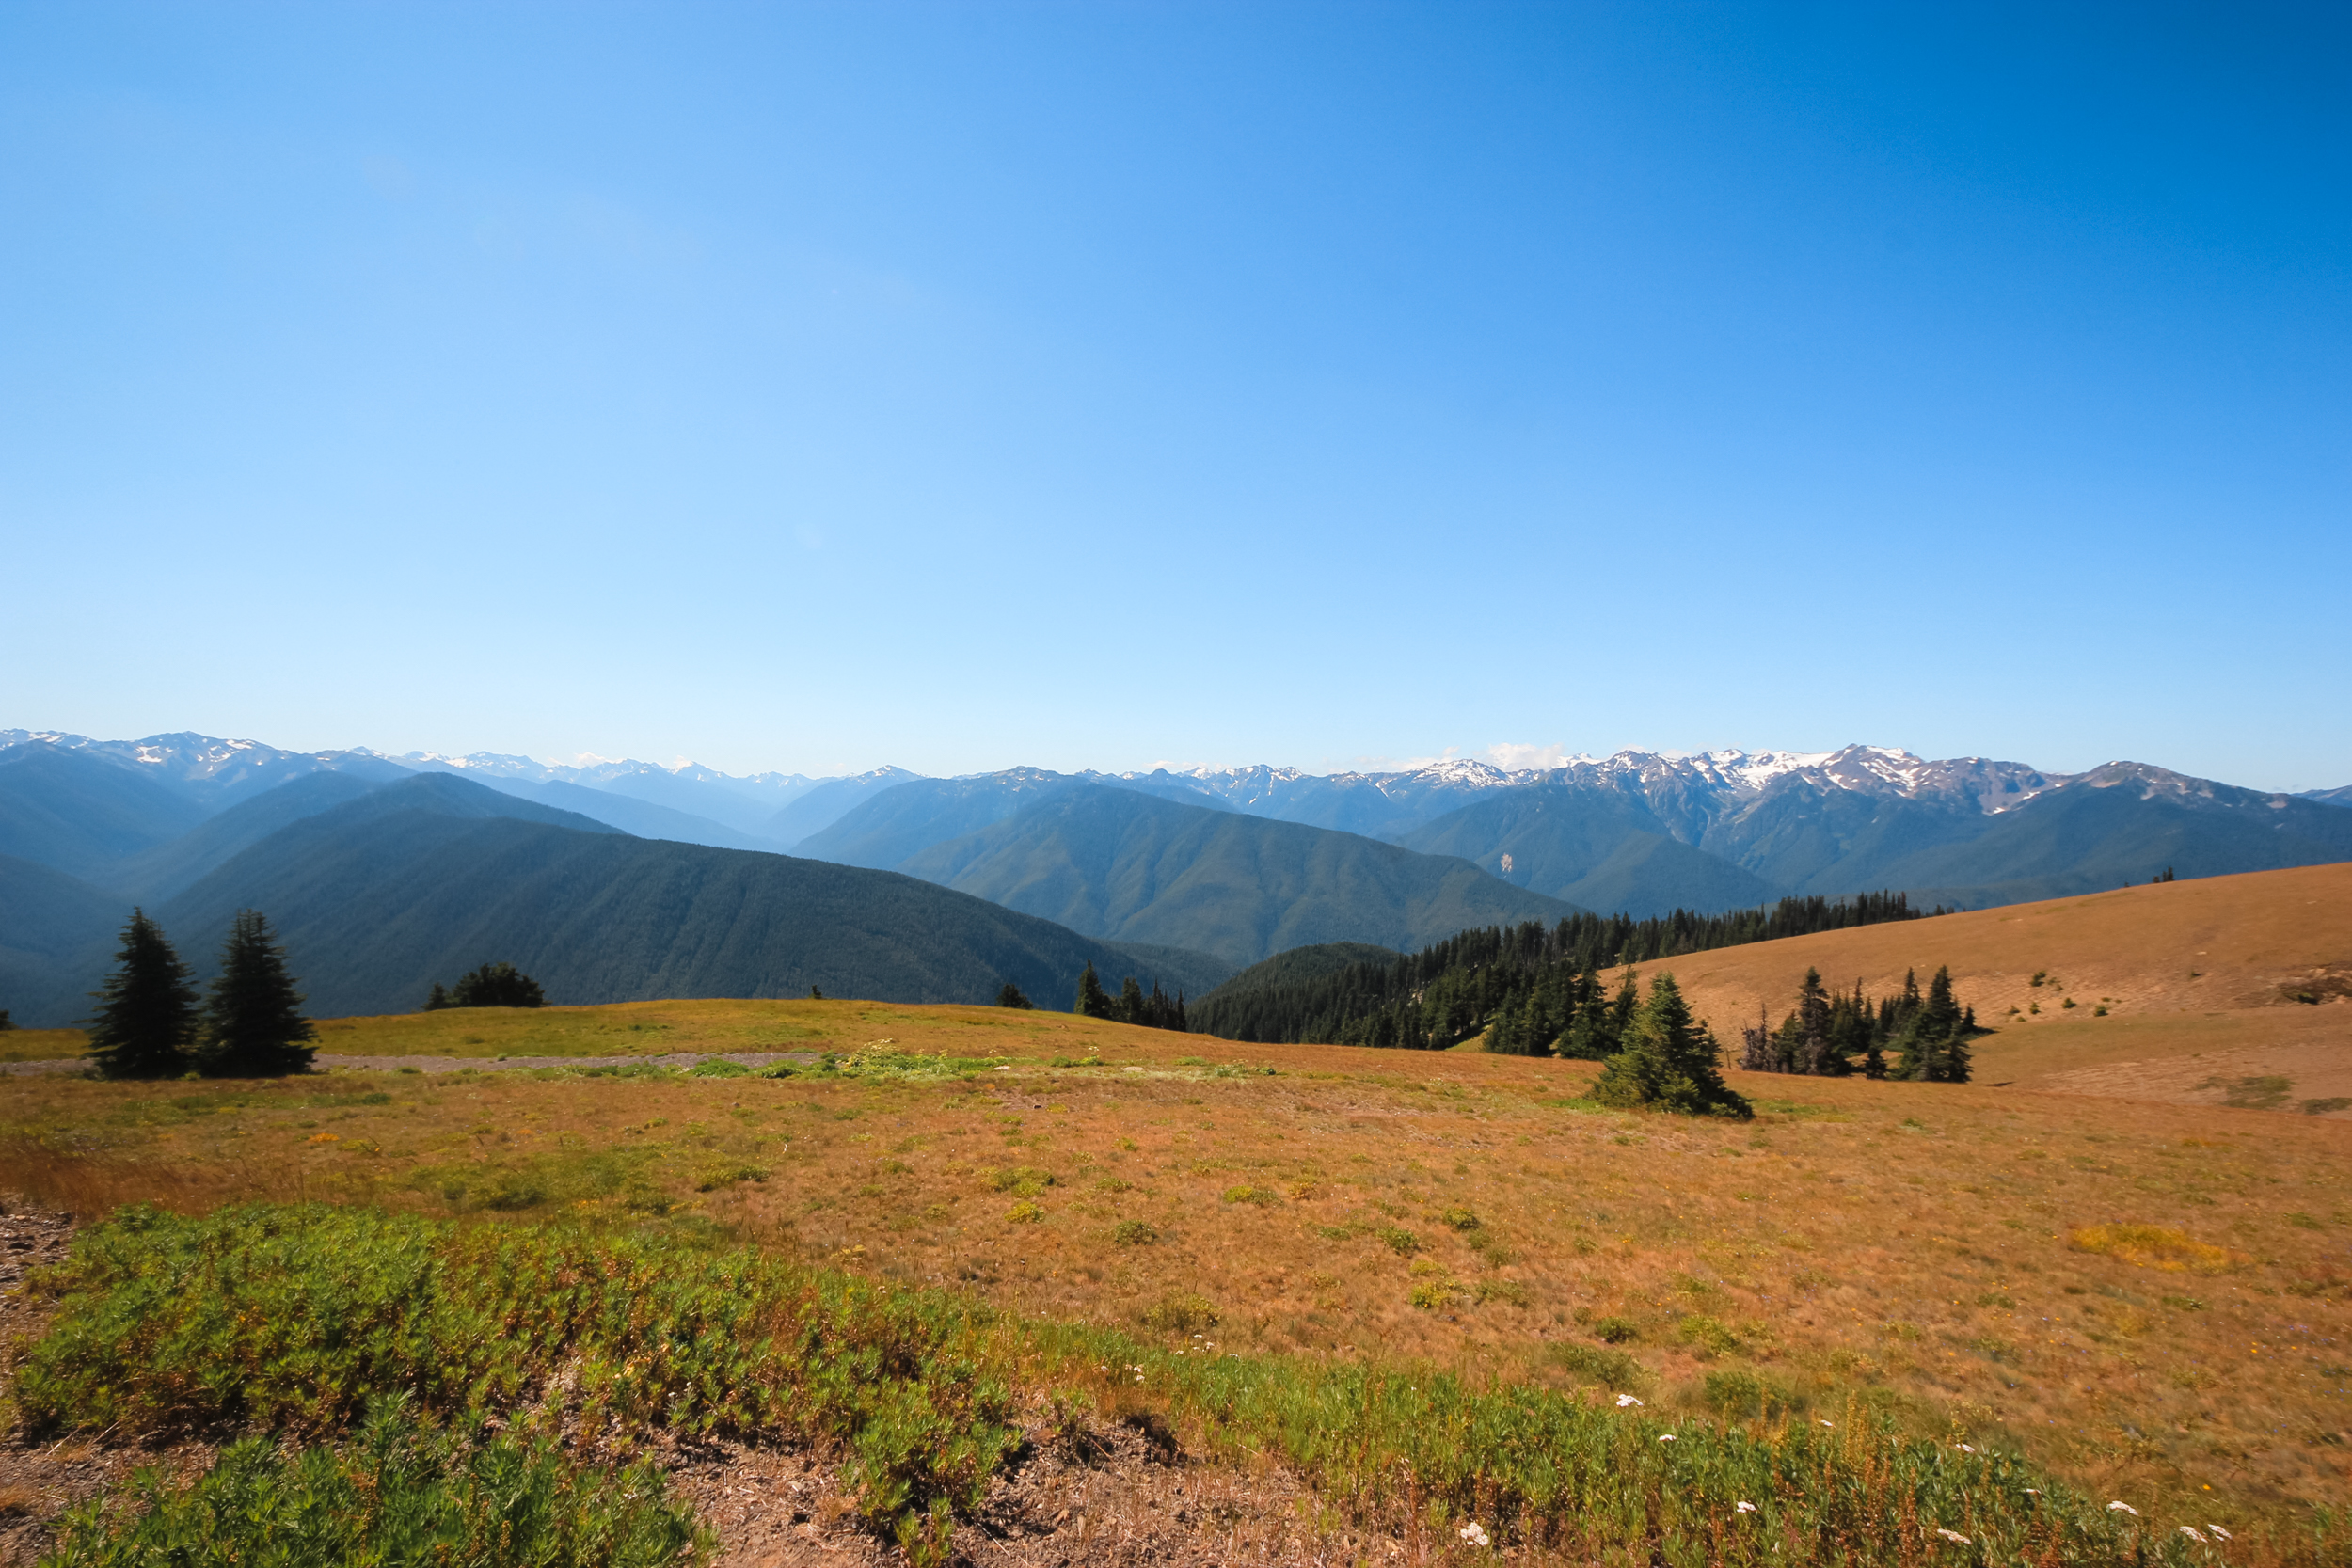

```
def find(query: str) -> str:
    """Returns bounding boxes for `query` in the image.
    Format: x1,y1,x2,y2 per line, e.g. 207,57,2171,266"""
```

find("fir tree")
442,962,545,1008
1073,961,1114,1019
996,981,1034,1009
195,911,316,1078
85,909,199,1080
424,981,450,1011
1590,974,1752,1119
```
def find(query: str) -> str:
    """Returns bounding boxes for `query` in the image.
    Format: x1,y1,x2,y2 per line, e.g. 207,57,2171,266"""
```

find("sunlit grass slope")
4,1000,2348,1548
1656,862,2352,1111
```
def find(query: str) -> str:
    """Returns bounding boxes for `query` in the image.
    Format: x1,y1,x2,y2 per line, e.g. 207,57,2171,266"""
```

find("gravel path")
0,1052,820,1077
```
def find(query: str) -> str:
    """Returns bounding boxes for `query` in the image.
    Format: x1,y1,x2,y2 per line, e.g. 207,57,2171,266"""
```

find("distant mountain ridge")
6,729,2348,964
0,766,1233,1026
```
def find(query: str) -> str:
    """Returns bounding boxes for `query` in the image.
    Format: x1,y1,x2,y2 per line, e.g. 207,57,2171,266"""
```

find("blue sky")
4,3,2344,788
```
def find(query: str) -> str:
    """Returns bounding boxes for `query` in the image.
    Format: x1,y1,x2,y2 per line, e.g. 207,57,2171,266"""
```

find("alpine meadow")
6,4,2349,1566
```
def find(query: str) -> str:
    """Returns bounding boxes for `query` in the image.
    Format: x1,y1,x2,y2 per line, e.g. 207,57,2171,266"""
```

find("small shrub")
686,1058,752,1078
1138,1292,1217,1335
692,1162,768,1193
988,1166,1055,1198
1377,1227,1420,1256
2160,1293,2206,1311
1592,1316,1639,1344
1092,1176,1132,1194
1549,1342,1643,1391
1473,1277,1530,1307
1409,1276,1470,1310
1315,1225,1352,1241
1006,1200,1043,1224
1703,1369,1795,1419
1677,1314,1740,1356
2067,1224,2248,1274
1112,1220,1158,1246
1221,1184,1277,1206
2288,1212,2325,1229
1440,1206,1480,1231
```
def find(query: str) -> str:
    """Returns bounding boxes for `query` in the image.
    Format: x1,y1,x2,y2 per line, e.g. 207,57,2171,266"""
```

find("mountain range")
4,727,2347,1028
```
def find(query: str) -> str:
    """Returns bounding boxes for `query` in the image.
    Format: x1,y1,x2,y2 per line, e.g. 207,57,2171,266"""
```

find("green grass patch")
45,1400,703,1566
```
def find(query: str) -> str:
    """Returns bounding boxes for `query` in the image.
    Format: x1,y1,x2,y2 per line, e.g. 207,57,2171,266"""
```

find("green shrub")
1440,1206,1480,1231
1592,1315,1639,1344
1703,1369,1796,1419
1409,1276,1470,1310
1112,1220,1158,1246
987,1166,1055,1197
1677,1314,1741,1356
18,1204,1014,1555
1473,1277,1530,1307
1220,1184,1277,1206
44,1400,703,1566
1377,1227,1420,1256
1006,1200,1043,1224
686,1058,752,1078
1138,1291,1217,1335
1549,1343,1643,1391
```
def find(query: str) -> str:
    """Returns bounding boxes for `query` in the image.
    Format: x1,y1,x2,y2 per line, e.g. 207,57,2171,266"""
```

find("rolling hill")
0,773,1232,1026
0,744,209,880
1640,861,2352,1115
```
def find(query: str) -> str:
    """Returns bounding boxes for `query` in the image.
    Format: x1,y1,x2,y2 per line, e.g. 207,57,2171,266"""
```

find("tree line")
1189,891,1934,1049
1737,965,1978,1082
993,963,1190,1031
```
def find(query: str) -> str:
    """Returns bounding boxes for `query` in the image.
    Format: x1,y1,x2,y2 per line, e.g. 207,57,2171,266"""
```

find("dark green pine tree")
996,981,1034,1009
1893,965,1965,1081
1073,961,1114,1019
1589,973,1753,1119
85,909,199,1080
195,910,317,1078
1116,975,1147,1025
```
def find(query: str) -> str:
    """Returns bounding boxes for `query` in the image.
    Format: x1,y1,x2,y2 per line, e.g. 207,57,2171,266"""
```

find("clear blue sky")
5,3,2345,788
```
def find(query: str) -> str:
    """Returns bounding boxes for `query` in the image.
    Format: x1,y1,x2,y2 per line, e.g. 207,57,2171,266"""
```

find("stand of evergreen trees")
423,962,546,1010
1073,961,1189,1031
1590,974,1751,1119
1737,965,1979,1083
1190,892,1931,1049
84,908,316,1079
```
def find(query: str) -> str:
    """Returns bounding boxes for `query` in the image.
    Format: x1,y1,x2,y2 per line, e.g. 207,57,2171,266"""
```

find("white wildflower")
1658,1433,1677,1442
2210,1526,2233,1542
1736,1502,1757,1514
1957,1444,1975,1453
1458,1522,1490,1548
2180,1527,2209,1544
1819,1419,1834,1428
1615,1394,1645,1408
2107,1501,2139,1515
1934,1528,1971,1544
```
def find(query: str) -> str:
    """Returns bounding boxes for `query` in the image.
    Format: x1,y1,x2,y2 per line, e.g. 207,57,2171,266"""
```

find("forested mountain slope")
898,784,1585,966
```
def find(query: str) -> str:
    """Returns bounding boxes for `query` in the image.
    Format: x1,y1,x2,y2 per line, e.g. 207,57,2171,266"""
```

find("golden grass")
3,995,2349,1539
0,1029,89,1064
2067,1224,2250,1275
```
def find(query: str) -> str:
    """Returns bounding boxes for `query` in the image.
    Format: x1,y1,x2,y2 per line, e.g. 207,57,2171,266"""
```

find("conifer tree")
1117,975,1147,1025
85,909,199,1080
1073,962,1113,1019
196,911,316,1078
996,982,1034,1009
424,981,450,1011
1589,974,1752,1118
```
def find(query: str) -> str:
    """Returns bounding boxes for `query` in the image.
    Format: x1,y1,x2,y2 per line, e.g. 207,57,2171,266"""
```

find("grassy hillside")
900,784,1586,965
2,998,2346,1560
1653,863,2352,1114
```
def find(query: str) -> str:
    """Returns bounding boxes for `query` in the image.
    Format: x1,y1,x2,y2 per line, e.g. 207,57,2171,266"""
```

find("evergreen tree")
442,962,545,1008
1073,962,1113,1019
423,981,450,1011
996,982,1034,1009
85,909,199,1080
196,910,317,1078
1116,975,1148,1025
1590,974,1752,1118
809,985,823,1000
0,1008,11,1032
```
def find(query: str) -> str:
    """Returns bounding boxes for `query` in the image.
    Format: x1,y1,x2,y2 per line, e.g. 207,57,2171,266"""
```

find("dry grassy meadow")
1,864,2346,1558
